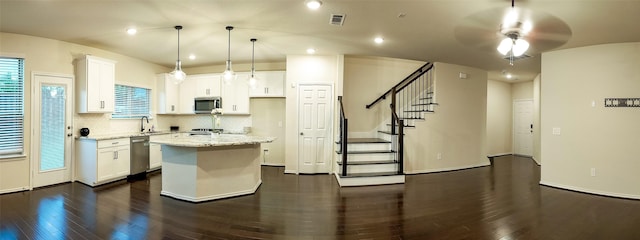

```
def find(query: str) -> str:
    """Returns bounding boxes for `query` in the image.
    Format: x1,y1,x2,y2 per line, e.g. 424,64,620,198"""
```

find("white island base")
160,144,262,202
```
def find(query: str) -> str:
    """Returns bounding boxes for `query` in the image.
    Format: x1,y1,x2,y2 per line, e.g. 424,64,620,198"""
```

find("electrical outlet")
437,153,442,160
591,168,596,177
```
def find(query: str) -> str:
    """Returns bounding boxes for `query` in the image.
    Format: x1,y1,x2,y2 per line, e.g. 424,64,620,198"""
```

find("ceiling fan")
454,0,572,65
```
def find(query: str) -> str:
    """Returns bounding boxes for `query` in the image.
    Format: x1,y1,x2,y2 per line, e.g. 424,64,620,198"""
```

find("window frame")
111,84,152,119
0,56,25,159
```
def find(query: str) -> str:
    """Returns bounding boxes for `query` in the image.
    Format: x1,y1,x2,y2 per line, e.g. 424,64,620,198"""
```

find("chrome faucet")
141,116,149,132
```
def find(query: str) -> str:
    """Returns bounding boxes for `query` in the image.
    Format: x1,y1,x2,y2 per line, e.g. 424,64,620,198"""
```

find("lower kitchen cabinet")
76,137,131,186
149,136,163,170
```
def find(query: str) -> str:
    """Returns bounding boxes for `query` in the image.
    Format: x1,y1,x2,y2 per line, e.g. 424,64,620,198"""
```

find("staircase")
335,63,436,187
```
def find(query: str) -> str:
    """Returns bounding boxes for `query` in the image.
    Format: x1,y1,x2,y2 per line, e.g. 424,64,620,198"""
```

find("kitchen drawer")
97,138,130,149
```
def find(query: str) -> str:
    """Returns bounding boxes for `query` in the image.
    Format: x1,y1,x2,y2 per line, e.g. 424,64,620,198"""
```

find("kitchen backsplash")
74,114,252,136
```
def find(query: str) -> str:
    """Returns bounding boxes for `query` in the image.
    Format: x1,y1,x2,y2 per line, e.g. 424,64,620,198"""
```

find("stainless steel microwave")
194,97,222,113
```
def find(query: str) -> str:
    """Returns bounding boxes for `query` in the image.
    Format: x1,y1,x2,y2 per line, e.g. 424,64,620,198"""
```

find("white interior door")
31,73,73,188
513,100,533,156
298,84,333,174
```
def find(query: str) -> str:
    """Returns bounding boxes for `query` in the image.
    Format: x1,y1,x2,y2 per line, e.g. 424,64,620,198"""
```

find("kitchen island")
150,134,275,202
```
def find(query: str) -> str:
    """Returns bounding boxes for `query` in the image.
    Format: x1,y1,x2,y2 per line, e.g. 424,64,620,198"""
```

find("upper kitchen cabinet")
249,71,285,98
193,74,221,97
178,77,197,114
76,55,116,113
156,73,180,114
221,73,250,114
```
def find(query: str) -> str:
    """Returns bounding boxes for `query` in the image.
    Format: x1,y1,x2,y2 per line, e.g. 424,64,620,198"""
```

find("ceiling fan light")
497,38,513,55
512,39,529,56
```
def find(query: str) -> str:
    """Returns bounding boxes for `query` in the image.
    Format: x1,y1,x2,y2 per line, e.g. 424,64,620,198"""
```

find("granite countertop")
75,131,176,140
150,134,275,147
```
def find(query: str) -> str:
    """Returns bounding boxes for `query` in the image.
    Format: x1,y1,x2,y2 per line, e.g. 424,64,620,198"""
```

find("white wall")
342,57,489,173
0,32,168,193
541,42,640,199
284,55,341,173
486,80,513,156
403,62,489,173
533,74,541,164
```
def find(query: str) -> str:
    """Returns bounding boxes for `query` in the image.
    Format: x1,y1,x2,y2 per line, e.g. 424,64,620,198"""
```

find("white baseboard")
261,163,285,167
0,186,29,195
540,181,640,200
405,162,490,175
487,152,512,158
284,169,298,174
531,156,541,165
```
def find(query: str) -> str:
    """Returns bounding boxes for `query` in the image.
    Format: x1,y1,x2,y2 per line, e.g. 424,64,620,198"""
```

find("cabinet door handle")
171,105,175,112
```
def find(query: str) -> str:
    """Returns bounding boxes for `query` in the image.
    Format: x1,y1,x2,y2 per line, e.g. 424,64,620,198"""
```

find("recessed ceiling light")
506,73,513,79
188,54,196,60
126,28,137,35
306,48,316,54
374,37,384,44
305,0,322,10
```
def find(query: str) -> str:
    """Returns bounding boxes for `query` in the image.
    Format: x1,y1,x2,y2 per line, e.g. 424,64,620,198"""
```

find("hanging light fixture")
170,25,187,84
222,26,236,84
248,38,258,89
496,0,531,65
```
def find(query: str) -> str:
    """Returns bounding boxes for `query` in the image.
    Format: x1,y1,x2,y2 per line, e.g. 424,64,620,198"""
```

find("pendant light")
248,38,258,89
222,26,236,84
170,25,187,84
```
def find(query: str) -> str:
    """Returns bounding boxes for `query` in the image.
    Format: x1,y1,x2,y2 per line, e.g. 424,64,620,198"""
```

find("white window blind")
0,57,24,157
112,84,150,118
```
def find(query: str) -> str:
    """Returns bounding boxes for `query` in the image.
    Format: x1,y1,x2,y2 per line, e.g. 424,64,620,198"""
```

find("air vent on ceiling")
330,14,346,26
502,54,531,61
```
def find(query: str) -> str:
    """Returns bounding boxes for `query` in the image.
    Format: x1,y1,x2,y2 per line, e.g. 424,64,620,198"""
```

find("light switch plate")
552,127,561,135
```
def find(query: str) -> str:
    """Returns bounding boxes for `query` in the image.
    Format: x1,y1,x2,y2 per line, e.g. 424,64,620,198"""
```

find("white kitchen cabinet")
149,135,163,170
76,55,116,113
156,73,180,114
179,77,197,114
194,74,222,97
222,74,250,114
249,71,285,97
76,138,131,186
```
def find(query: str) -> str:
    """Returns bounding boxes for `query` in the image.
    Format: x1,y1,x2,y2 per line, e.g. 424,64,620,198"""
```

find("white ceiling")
2,0,640,82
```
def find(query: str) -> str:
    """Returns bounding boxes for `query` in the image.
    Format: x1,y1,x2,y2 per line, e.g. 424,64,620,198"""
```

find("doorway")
31,73,74,188
298,84,333,174
513,99,533,156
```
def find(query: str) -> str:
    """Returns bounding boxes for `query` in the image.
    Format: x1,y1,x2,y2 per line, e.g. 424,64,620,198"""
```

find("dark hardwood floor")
2,155,640,239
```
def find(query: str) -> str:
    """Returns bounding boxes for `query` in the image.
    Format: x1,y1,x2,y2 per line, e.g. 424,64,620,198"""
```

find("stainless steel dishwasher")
130,136,150,176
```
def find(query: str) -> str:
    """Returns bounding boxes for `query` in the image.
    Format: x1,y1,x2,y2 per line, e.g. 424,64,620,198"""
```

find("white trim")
540,181,640,200
161,180,262,202
0,186,29,195
284,169,298,174
0,52,26,58
30,72,75,189
531,156,541,165
404,162,490,175
261,163,285,167
487,152,512,158
334,173,405,187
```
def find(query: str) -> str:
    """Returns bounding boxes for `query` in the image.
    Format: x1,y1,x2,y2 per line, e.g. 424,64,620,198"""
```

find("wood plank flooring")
2,155,640,239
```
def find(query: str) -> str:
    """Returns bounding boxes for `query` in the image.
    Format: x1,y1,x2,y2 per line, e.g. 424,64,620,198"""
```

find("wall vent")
330,14,346,26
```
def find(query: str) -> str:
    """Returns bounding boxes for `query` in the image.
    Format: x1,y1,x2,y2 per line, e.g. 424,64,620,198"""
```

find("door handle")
300,132,304,136
67,133,72,137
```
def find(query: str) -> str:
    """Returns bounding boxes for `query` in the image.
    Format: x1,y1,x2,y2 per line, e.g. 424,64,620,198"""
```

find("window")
0,57,24,157
112,84,150,119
